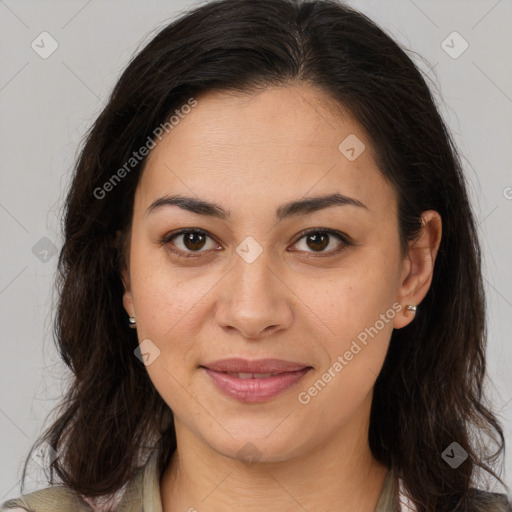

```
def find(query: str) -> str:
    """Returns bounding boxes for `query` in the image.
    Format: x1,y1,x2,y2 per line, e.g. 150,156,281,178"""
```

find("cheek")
295,280,396,430
294,244,399,393
129,237,203,332
128,256,205,410
296,246,399,336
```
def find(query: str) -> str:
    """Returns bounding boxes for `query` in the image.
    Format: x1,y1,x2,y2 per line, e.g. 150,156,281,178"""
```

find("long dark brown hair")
19,0,509,510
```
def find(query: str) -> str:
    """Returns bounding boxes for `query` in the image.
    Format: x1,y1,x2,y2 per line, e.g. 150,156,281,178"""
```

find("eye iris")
307,232,329,251
184,232,206,251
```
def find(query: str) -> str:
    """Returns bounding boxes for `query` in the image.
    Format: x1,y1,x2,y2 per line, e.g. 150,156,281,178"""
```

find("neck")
160,394,389,512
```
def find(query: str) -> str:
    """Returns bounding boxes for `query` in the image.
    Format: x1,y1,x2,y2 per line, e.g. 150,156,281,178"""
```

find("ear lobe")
393,210,442,329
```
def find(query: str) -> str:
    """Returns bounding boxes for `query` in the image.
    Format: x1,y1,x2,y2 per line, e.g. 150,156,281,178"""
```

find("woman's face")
121,84,436,463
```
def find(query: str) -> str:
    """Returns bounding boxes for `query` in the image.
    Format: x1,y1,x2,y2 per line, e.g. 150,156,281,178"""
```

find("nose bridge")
234,242,275,300
215,238,293,338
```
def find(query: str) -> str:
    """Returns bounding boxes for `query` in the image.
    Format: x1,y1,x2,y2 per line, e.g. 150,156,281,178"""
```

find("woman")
2,0,510,511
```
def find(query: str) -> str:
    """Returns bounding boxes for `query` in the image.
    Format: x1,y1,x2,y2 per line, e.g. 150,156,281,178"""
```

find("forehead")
137,84,396,216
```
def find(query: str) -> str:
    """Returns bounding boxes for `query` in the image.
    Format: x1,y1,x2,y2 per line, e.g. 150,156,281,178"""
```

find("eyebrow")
146,192,368,221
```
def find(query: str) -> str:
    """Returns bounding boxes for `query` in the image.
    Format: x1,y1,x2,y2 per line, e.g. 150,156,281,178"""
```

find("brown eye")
181,231,207,251
163,229,219,255
304,232,329,251
292,229,352,255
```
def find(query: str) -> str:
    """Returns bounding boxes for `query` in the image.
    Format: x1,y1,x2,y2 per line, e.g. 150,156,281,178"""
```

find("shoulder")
0,486,94,512
396,475,512,511
1,448,155,512
470,489,512,511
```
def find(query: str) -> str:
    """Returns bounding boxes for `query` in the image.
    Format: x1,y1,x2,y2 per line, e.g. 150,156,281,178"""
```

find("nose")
214,248,294,340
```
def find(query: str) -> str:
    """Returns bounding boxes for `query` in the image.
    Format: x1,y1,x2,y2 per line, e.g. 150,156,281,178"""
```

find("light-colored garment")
2,447,511,511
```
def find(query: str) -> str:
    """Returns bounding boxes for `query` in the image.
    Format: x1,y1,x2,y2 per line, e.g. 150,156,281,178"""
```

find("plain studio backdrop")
0,0,511,502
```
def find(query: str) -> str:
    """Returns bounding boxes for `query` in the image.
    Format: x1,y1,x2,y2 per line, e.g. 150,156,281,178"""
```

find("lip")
201,358,311,373
200,358,312,403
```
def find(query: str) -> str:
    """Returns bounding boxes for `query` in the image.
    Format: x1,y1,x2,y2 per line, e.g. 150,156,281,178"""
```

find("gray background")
1,0,511,501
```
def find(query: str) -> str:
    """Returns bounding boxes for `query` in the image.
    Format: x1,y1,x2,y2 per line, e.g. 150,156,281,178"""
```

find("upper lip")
201,358,311,374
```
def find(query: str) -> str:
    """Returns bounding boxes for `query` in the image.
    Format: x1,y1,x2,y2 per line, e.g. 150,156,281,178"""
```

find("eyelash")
160,227,353,259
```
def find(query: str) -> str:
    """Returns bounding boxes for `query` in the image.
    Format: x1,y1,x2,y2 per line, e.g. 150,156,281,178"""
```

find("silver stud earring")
128,316,136,326
406,305,417,314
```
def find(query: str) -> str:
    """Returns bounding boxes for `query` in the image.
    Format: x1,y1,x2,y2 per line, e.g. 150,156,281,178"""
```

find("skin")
121,84,442,512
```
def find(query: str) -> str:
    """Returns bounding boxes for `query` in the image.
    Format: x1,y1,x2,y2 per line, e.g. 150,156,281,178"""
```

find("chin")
205,429,307,465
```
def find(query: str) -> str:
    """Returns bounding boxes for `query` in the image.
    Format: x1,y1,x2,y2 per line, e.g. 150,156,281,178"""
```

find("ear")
121,266,135,319
393,210,442,329
116,229,135,319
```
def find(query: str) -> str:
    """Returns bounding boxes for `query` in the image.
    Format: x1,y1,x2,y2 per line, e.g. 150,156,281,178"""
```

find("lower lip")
203,367,311,403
